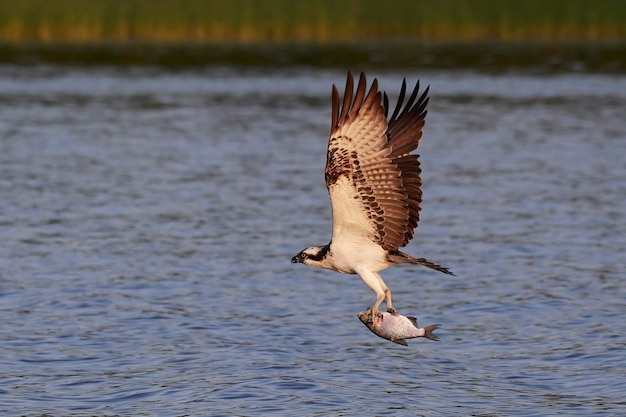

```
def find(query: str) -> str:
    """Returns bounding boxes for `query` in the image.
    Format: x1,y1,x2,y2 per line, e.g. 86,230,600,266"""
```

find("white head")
291,245,330,268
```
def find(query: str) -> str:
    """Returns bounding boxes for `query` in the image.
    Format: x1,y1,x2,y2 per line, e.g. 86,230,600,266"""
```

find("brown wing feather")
385,79,429,247
325,71,430,251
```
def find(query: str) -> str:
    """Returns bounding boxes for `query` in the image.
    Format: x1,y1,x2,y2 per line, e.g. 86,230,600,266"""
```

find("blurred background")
1,1,625,416
0,0,625,70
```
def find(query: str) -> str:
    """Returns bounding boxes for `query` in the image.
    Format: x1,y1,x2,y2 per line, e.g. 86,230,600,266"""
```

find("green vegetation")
0,0,625,43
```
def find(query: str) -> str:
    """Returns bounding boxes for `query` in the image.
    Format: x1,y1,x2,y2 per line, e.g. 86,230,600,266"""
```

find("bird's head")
291,246,328,267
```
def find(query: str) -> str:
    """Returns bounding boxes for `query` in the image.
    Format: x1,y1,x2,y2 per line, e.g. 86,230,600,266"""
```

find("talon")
364,307,382,324
364,307,373,324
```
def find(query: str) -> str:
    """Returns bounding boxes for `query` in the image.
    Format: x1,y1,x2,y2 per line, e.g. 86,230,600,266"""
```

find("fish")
357,309,441,346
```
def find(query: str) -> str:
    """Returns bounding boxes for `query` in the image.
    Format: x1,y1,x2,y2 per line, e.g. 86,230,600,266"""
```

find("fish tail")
423,323,441,341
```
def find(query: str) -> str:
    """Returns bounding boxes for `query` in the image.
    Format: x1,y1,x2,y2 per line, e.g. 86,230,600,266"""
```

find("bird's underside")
292,71,453,322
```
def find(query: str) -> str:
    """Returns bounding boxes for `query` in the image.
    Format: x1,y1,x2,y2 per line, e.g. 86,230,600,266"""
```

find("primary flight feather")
292,71,453,322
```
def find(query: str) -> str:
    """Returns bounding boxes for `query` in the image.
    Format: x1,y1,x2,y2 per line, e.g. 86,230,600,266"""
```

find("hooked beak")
292,251,307,263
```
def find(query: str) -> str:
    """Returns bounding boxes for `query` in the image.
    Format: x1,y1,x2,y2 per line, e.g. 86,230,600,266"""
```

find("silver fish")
357,310,441,346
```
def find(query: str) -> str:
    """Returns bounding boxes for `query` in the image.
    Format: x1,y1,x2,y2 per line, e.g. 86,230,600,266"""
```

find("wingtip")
331,84,340,129
346,70,355,88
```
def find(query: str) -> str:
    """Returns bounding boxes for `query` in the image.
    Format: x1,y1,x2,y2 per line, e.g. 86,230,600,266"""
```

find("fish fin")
407,316,419,328
424,324,442,342
391,338,408,346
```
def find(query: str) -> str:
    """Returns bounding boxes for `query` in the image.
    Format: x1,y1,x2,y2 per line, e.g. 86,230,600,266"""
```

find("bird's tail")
388,251,455,275
412,257,455,276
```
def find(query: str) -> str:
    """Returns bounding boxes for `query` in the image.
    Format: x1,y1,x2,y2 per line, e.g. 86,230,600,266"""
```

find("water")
0,64,625,416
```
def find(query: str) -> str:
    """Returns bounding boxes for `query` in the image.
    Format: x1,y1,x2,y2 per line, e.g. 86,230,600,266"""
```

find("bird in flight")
292,71,453,322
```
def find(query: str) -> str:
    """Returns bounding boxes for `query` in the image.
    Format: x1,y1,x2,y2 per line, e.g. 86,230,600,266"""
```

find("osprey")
292,71,453,322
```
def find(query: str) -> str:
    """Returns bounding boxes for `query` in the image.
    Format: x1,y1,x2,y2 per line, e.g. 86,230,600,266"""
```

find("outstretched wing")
325,71,429,251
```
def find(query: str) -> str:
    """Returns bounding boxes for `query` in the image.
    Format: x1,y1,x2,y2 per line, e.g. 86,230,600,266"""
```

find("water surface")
0,65,625,416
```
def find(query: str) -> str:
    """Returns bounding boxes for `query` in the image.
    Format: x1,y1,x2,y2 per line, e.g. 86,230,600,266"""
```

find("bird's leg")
366,291,386,323
384,288,394,313
358,270,392,322
376,273,394,313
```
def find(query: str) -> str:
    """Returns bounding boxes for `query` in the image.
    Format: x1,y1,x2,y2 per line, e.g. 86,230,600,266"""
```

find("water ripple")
0,66,625,416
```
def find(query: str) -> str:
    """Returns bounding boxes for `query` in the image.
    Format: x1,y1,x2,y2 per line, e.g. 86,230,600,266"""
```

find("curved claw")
363,307,384,324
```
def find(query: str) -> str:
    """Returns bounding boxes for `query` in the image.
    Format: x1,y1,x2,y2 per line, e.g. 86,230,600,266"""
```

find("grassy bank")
1,0,625,43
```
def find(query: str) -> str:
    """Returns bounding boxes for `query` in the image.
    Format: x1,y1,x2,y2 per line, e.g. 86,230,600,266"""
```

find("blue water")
1,66,625,416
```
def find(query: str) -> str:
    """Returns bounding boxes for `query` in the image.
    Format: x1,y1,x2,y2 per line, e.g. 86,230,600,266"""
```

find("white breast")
330,235,390,274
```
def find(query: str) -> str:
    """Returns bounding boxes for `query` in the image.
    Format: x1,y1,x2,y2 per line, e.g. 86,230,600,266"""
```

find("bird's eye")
301,253,308,259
